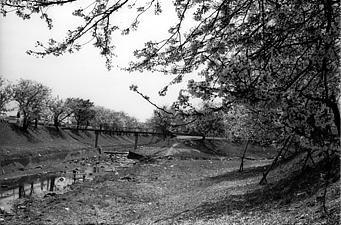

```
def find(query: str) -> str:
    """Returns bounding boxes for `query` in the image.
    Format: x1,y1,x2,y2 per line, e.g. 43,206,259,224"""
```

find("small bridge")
60,126,166,136
59,126,228,153
4,119,227,152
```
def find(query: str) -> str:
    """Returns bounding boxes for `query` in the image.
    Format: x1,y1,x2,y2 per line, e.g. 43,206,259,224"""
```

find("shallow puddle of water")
0,153,136,213
0,169,95,212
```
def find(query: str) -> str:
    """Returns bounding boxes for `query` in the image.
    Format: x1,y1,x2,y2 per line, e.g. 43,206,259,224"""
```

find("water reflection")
0,152,135,212
18,185,25,198
0,167,101,212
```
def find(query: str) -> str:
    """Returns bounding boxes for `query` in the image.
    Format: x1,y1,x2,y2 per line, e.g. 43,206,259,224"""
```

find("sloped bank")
132,137,277,161
0,121,277,179
0,122,156,178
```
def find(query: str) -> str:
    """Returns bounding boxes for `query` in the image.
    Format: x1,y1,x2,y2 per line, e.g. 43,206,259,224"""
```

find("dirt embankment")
0,122,157,178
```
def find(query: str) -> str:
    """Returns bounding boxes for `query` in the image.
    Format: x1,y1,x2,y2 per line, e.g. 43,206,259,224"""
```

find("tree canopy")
91,106,140,130
1,0,164,69
12,79,51,130
65,97,96,129
0,76,13,115
135,0,340,151
47,96,73,129
1,0,340,148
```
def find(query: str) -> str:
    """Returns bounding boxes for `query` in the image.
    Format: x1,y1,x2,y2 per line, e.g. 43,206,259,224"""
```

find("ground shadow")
70,129,81,136
46,126,67,139
83,130,93,138
182,139,224,156
161,157,340,223
67,129,83,142
206,164,271,184
9,124,39,144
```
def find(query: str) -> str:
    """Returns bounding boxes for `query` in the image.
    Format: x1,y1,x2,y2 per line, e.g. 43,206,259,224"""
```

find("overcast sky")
0,1,189,122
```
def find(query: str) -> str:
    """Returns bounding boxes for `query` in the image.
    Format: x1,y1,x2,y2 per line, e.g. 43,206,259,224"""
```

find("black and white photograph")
0,0,340,224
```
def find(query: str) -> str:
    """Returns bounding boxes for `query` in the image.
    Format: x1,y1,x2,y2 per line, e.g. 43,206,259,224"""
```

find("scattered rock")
44,193,57,198
120,176,135,181
127,151,145,160
296,192,306,197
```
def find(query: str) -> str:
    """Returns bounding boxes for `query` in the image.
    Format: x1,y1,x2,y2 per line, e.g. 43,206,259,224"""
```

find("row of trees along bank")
0,77,141,131
0,76,240,138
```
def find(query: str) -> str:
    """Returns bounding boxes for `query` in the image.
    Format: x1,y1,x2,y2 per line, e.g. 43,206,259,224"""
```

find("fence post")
95,130,99,147
134,132,139,150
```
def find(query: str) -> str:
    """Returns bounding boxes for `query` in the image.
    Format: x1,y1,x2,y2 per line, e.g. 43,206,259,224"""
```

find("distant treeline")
0,77,144,131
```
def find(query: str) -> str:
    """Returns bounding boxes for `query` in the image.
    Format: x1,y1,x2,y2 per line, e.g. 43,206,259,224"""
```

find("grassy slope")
0,122,91,156
0,122,159,176
0,122,157,157
0,121,277,164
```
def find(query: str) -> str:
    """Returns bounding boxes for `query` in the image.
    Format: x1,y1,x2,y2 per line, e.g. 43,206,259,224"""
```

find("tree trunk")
49,177,55,192
22,113,29,131
30,182,34,195
301,150,311,173
19,185,25,198
239,140,249,172
34,118,38,128
259,136,291,185
54,116,59,130
328,99,340,136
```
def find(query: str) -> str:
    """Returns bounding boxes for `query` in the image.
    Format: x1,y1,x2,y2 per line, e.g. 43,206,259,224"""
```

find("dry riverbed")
2,124,338,224
1,153,339,225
